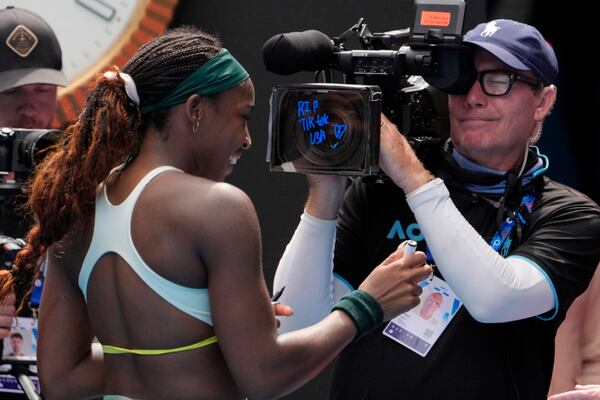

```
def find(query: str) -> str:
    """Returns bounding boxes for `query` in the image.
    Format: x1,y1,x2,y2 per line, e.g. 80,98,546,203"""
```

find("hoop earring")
192,119,200,133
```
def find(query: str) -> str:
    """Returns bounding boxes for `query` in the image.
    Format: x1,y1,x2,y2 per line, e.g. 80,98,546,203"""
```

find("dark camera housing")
268,83,382,176
0,127,62,193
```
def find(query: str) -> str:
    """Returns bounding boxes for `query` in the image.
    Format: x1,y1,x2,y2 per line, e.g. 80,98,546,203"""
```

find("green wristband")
331,289,384,340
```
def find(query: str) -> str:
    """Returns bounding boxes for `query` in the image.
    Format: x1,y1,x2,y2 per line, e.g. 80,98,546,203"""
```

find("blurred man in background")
0,5,67,339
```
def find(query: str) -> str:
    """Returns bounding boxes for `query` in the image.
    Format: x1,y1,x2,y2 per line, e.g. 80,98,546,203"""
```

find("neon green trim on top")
141,48,249,114
102,335,218,355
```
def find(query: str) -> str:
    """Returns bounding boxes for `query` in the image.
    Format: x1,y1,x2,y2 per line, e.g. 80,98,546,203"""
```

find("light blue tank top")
78,166,212,325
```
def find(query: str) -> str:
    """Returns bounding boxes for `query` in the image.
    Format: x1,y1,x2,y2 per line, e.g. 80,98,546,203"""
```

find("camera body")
0,127,61,193
0,235,25,270
264,0,473,175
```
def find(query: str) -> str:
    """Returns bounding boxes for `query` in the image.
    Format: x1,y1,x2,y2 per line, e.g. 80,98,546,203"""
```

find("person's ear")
185,94,206,124
534,84,557,123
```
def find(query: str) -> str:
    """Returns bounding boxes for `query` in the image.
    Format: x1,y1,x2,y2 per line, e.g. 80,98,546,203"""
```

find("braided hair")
0,26,222,311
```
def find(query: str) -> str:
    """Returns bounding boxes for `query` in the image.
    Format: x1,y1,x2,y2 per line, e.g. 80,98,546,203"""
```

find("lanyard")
490,193,535,256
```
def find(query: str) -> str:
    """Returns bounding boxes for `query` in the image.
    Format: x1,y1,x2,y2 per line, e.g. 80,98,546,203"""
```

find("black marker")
271,286,286,302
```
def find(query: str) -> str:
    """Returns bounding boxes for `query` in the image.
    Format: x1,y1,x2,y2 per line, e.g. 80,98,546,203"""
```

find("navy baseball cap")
464,19,558,86
0,6,67,93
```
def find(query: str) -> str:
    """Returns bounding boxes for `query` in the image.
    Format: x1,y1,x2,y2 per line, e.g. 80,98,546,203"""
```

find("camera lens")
276,89,367,169
19,129,62,169
294,95,363,166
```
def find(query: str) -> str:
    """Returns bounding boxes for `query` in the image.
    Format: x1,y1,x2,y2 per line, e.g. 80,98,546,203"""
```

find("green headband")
141,49,249,114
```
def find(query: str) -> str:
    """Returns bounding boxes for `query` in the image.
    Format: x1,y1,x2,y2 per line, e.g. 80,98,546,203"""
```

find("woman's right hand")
358,242,432,321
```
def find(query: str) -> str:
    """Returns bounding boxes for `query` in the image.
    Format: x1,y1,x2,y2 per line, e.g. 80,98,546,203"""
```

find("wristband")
331,289,383,340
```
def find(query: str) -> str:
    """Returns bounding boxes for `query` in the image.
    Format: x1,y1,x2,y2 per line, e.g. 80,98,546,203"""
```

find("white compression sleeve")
406,178,556,323
274,212,351,333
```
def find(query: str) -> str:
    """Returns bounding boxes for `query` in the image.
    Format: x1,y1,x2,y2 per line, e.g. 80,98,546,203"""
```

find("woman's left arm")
37,247,105,400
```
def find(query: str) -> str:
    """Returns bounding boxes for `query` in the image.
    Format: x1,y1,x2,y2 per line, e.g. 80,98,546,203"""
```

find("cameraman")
0,6,67,339
274,19,600,399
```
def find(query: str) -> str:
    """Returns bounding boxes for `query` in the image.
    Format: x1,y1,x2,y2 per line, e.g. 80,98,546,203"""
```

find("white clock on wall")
0,0,179,125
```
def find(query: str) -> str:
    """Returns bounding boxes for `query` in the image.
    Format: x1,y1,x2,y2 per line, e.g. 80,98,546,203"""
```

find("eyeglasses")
475,70,543,96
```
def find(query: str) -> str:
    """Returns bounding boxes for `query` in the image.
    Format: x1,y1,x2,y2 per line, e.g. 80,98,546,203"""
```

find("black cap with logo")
0,6,68,93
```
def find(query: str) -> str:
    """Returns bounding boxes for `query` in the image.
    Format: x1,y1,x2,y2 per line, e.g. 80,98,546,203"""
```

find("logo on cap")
481,21,500,38
6,24,38,58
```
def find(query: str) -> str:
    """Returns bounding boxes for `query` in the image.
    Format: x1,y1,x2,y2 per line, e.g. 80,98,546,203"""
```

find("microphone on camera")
262,30,335,75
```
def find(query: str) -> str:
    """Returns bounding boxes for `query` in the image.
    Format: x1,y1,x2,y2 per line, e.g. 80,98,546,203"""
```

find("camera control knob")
0,127,15,140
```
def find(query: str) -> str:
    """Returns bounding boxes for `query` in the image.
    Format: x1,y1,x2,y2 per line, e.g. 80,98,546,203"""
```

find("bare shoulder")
169,175,254,219
157,176,262,271
147,173,259,240
195,180,259,235
199,179,253,207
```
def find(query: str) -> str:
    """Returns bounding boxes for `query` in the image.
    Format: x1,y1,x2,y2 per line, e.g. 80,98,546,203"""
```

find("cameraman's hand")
304,174,347,220
358,242,432,321
379,114,434,194
0,292,16,339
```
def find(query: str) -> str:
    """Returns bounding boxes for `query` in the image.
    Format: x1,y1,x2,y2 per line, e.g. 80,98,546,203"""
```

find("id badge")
383,275,462,357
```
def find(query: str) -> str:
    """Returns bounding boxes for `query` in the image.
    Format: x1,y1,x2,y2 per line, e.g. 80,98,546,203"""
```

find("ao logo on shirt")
387,220,423,242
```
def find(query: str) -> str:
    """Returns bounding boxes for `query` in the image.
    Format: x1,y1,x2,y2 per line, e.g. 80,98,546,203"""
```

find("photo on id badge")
383,275,462,356
2,317,37,361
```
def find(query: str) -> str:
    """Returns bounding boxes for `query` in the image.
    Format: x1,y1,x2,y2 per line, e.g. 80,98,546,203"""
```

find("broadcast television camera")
263,0,476,176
